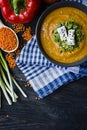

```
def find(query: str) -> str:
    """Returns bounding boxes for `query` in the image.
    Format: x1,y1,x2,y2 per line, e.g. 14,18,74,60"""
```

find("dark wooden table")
0,2,87,130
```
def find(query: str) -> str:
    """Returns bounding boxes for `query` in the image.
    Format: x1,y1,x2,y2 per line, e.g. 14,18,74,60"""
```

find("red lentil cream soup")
40,7,87,63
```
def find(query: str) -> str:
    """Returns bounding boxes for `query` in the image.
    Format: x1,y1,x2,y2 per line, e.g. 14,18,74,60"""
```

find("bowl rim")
35,1,87,67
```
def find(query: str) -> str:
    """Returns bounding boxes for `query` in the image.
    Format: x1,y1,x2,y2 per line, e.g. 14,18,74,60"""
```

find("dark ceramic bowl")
35,1,87,66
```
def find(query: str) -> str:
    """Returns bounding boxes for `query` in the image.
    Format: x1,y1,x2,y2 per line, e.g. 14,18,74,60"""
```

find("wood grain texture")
0,69,87,130
0,2,87,130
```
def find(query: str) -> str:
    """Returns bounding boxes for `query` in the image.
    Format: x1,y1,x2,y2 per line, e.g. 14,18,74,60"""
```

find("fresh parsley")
53,19,84,53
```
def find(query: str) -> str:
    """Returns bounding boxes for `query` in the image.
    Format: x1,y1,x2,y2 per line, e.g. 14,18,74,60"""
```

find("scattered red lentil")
5,53,16,69
25,81,32,87
15,42,25,58
22,27,33,41
5,42,25,69
12,23,25,33
12,24,33,41
0,27,17,51
5,24,33,69
35,97,40,101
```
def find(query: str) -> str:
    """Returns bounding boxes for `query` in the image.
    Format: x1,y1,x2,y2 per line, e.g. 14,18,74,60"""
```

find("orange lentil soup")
40,7,87,63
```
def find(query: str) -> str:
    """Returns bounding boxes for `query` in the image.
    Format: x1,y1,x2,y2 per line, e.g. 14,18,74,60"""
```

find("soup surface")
40,7,87,63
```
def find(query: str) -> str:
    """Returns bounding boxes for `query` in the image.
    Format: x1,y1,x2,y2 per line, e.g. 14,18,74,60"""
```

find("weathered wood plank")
0,76,87,130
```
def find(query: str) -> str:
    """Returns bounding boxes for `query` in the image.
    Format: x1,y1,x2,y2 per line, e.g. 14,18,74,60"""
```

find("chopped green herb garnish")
53,34,60,42
53,18,84,53
65,18,74,30
57,23,64,28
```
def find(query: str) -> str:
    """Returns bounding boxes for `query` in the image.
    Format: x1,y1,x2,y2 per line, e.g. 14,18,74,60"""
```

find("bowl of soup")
35,1,87,66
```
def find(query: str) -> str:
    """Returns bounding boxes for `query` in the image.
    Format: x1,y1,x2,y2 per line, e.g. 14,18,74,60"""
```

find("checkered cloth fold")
16,0,87,98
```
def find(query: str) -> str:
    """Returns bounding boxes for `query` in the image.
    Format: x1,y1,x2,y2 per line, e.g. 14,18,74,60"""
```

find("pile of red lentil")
5,24,33,69
0,27,17,51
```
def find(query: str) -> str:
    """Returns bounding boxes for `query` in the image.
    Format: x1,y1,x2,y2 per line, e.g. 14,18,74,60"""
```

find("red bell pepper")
0,0,41,23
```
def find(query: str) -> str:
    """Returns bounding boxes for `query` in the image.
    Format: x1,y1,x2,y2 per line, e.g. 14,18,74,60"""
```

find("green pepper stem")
12,0,26,16
12,0,19,15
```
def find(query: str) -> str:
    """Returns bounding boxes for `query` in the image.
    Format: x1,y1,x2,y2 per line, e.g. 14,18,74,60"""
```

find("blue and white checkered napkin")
16,0,87,98
16,36,87,98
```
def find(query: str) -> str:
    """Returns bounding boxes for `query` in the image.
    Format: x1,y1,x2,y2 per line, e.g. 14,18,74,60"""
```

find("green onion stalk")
0,49,27,105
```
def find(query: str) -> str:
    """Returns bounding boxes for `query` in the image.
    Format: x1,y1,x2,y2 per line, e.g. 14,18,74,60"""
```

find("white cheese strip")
57,26,67,41
68,29,75,39
67,29,75,45
67,38,75,45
